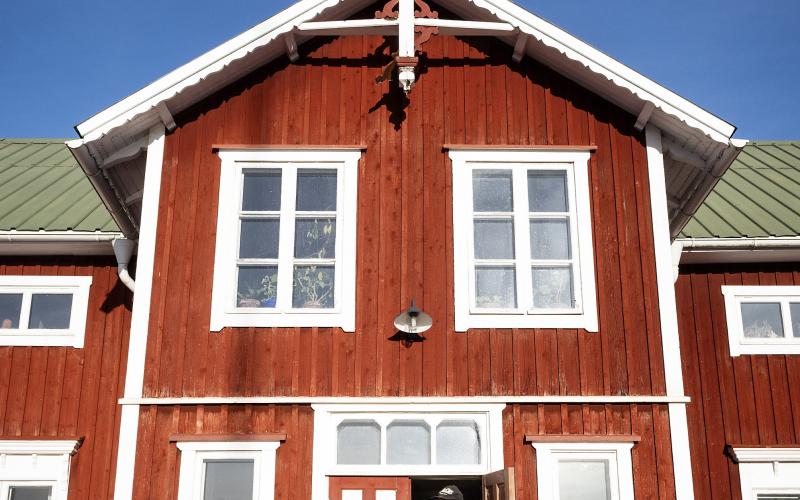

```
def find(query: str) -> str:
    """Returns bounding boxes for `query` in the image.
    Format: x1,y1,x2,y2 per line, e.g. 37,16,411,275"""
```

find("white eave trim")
679,237,800,250
678,237,800,264
0,230,123,256
0,230,123,242
74,0,735,147
730,447,800,463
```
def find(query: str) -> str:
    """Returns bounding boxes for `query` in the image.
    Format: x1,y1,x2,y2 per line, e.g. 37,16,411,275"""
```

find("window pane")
293,265,335,308
532,266,574,308
473,170,513,212
387,420,430,464
741,302,784,338
474,220,514,259
242,171,281,211
0,293,23,329
338,420,381,465
295,218,336,259
29,294,72,329
436,420,480,465
9,487,52,500
297,171,337,211
239,219,280,259
203,460,254,500
791,303,800,338
528,171,568,212
237,266,278,308
475,266,517,309
530,219,571,259
558,460,610,500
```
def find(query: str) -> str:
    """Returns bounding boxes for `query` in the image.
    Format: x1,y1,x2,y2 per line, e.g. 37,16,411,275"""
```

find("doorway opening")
411,478,482,500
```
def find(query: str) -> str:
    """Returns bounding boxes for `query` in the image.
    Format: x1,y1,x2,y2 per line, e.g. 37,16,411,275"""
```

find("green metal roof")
0,139,119,232
679,141,800,239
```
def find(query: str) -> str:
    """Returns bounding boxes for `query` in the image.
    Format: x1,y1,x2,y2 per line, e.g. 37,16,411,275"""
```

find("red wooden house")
4,0,785,497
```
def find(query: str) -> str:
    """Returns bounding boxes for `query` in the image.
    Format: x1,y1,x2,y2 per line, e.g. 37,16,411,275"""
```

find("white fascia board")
75,0,345,142
74,0,735,149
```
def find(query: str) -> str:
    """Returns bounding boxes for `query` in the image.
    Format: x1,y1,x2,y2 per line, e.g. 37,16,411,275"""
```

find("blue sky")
1,0,797,139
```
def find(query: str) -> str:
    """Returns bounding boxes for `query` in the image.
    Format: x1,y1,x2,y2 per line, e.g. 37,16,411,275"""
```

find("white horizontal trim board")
732,448,800,463
0,230,123,242
119,395,690,405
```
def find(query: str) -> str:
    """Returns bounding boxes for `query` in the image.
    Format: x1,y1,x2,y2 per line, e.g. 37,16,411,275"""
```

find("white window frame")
176,441,281,500
0,440,80,500
210,149,361,332
449,149,597,332
0,276,92,348
731,447,800,500
311,403,505,499
722,286,800,356
532,441,634,500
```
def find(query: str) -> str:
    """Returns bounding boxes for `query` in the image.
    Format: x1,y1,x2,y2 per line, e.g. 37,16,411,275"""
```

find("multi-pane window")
0,440,79,500
176,441,281,500
450,149,597,332
722,286,800,356
532,442,634,500
211,149,360,331
731,447,800,500
0,276,92,347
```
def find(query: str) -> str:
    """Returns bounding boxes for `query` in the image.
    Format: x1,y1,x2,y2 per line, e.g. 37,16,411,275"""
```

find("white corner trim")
645,125,694,500
448,148,597,333
732,447,800,463
209,148,361,332
176,441,281,500
311,403,505,500
74,0,734,147
113,123,166,500
0,275,93,348
721,285,800,356
531,441,635,500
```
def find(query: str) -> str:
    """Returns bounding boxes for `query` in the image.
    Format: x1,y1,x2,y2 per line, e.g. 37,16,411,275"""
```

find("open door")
482,468,515,500
330,477,411,500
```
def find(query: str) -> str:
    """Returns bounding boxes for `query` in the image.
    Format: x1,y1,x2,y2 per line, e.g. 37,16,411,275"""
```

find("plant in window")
294,265,334,308
237,272,278,308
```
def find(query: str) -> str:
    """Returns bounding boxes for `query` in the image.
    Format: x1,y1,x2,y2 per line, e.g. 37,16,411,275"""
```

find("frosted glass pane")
473,170,513,212
297,171,337,211
530,219,570,259
9,487,52,500
741,302,783,338
29,294,72,329
474,220,514,259
292,265,335,308
295,218,336,259
558,460,610,500
387,420,430,464
475,266,517,309
237,266,278,308
532,266,574,308
0,293,22,329
239,219,280,259
528,171,567,212
242,171,281,211
436,420,481,464
203,460,254,500
337,420,381,464
791,303,800,338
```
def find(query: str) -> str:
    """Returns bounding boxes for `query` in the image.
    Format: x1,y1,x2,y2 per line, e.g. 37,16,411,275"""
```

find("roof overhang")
68,0,740,236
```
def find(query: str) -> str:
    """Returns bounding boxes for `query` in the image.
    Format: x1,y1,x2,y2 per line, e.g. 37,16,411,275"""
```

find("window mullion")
276,166,297,309
19,292,32,330
781,300,794,339
566,167,582,309
513,168,533,310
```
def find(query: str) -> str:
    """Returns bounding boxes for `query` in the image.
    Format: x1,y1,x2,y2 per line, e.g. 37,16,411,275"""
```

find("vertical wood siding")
0,257,132,499
677,263,800,500
132,403,675,499
143,32,666,399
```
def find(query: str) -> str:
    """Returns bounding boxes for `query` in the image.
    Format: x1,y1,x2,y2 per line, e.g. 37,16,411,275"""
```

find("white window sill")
0,332,84,348
456,311,598,332
210,310,354,332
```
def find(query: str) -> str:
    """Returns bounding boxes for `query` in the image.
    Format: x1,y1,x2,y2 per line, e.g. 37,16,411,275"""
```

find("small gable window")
0,276,92,348
722,286,800,356
449,149,597,332
210,149,360,332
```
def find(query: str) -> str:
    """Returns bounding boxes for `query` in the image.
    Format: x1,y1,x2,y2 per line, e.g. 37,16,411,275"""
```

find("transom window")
722,286,800,356
450,149,597,332
532,442,634,500
0,276,92,347
211,149,360,331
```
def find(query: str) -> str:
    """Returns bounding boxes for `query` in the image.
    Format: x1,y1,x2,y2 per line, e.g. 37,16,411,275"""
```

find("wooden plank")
168,432,286,442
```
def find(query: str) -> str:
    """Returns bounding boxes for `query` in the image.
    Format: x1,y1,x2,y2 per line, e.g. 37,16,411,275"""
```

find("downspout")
112,238,136,292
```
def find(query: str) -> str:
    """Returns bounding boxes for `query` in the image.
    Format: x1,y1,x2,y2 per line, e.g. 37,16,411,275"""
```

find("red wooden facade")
677,262,800,500
0,257,131,499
